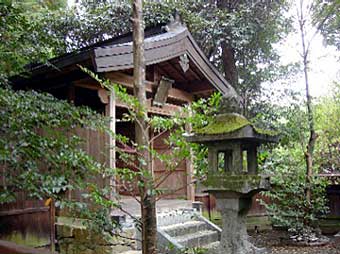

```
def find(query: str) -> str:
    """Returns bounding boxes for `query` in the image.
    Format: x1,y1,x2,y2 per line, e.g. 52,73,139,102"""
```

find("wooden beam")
182,80,216,95
156,65,173,80
116,98,181,116
98,88,109,104
0,207,49,216
175,57,202,81
104,72,153,92
146,100,181,116
19,68,90,91
74,72,193,103
73,80,101,90
188,65,202,80
169,87,193,102
105,71,193,103
163,61,187,81
191,88,215,95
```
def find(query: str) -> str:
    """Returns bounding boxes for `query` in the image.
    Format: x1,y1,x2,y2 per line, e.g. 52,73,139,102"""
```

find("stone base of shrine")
212,197,268,254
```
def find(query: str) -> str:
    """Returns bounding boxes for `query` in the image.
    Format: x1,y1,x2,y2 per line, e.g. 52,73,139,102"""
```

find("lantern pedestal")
205,175,270,254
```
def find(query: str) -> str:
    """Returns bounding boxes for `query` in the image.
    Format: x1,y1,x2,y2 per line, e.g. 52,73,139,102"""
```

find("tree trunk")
216,0,239,88
221,41,238,88
298,0,317,205
132,1,157,254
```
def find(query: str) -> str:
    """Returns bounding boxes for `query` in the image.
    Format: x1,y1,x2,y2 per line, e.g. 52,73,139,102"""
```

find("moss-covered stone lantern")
187,106,277,254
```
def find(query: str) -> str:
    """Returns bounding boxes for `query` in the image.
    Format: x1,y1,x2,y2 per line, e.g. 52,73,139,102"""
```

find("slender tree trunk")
298,0,317,205
216,0,239,88
221,41,238,88
132,1,157,254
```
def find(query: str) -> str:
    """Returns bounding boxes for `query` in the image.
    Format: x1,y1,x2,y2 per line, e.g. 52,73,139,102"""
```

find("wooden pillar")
104,90,116,195
49,198,55,252
185,118,195,201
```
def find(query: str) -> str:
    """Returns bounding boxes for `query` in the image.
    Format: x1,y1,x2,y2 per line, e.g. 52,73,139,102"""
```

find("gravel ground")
249,230,340,254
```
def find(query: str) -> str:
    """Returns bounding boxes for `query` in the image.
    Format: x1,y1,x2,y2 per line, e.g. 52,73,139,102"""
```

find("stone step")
175,230,219,248
120,251,141,254
157,209,198,227
203,241,220,250
160,220,208,237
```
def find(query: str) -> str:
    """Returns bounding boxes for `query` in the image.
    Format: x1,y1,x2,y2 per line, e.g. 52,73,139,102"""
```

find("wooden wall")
64,128,110,203
0,193,54,250
152,131,188,199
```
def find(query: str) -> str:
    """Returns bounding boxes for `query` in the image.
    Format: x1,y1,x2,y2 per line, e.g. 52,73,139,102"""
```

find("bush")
261,146,329,234
0,87,108,205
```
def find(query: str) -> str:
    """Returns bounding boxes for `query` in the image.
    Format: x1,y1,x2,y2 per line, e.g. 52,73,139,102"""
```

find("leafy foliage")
262,146,329,232
313,0,340,50
0,86,143,237
0,1,69,82
314,83,340,173
0,87,108,204
260,86,340,235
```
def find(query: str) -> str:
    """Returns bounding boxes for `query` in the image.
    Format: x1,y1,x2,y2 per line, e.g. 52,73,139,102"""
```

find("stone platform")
111,196,192,216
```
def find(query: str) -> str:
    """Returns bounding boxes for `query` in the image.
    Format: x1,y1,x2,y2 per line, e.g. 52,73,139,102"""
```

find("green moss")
195,113,250,135
204,173,265,192
195,113,277,137
2,232,49,247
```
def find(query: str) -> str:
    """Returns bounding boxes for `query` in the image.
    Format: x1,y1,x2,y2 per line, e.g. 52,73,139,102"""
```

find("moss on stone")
203,173,269,193
56,220,136,254
195,113,277,137
206,174,262,184
195,113,250,135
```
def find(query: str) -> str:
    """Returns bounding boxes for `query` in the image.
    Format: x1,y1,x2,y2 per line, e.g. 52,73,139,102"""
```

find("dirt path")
250,230,340,254
270,244,340,254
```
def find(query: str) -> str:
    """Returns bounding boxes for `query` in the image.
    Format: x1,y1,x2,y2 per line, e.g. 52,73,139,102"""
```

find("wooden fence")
0,193,55,251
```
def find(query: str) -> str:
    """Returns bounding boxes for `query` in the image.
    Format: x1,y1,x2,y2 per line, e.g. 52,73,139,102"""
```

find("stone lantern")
187,109,277,254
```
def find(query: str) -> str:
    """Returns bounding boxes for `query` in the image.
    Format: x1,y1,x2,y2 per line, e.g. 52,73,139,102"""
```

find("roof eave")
186,125,278,144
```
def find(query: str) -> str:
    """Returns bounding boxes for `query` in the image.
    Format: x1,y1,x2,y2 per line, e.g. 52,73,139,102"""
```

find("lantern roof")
186,113,278,144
